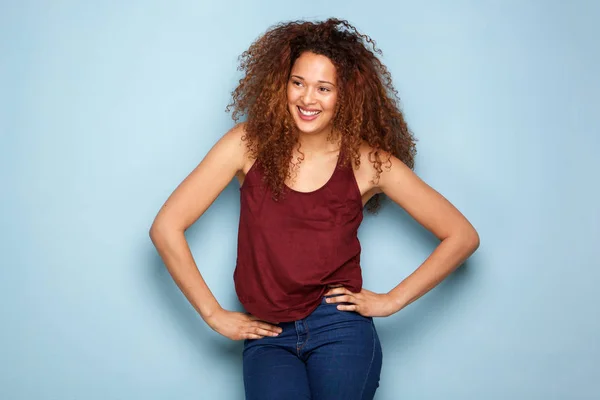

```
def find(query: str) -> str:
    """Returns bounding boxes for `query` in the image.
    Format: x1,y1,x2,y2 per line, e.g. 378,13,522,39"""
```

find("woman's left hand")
324,287,398,317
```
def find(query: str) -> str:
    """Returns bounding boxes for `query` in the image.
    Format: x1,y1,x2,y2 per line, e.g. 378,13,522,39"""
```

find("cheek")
287,85,298,103
325,95,338,113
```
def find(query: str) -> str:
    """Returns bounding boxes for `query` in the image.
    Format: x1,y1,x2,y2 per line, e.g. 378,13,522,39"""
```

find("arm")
326,150,480,316
149,123,281,339
378,154,480,312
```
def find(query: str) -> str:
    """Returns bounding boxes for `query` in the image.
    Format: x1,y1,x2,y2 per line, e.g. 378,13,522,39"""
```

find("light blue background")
1,0,599,399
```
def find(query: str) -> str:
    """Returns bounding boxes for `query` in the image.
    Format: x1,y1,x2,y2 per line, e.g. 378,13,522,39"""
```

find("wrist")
202,305,223,326
387,289,408,314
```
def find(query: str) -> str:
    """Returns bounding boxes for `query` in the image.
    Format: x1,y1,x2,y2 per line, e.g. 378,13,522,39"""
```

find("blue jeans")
243,297,383,399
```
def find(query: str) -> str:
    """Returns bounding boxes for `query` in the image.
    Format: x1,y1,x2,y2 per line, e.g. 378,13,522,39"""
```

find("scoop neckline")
284,150,342,195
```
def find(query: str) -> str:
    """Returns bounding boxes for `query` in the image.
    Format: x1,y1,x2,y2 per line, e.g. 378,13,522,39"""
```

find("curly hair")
226,17,416,212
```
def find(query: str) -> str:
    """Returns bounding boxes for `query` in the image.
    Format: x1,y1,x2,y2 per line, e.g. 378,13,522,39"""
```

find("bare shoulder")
353,141,395,197
208,121,257,173
150,122,253,232
223,122,257,184
218,122,249,168
356,141,392,166
356,141,478,243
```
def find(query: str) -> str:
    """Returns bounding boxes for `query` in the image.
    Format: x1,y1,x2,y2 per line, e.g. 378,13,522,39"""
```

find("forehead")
291,52,337,81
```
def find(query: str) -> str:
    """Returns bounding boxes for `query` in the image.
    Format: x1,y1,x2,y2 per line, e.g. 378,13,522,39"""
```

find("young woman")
150,18,480,400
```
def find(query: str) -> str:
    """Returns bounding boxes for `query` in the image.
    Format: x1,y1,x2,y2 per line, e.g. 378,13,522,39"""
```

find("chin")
293,117,333,135
299,124,331,136
296,123,323,135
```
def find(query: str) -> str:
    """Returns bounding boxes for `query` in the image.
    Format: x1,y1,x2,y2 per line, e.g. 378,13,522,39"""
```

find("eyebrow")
290,75,336,87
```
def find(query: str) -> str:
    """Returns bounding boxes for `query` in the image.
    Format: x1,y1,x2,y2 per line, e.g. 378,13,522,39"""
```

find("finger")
252,327,280,337
254,322,283,334
245,333,263,340
326,294,354,304
324,287,351,296
325,284,344,294
337,304,358,312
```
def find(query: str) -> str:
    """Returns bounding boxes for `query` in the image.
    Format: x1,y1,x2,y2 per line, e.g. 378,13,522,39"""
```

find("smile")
297,106,321,121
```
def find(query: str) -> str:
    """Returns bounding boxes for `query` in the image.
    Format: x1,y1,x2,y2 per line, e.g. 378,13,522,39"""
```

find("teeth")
299,107,320,116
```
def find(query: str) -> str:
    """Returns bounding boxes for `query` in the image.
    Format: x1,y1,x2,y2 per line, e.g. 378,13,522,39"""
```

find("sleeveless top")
233,151,364,322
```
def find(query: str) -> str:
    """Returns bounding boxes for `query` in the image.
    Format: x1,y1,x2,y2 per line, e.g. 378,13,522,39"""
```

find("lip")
296,106,321,121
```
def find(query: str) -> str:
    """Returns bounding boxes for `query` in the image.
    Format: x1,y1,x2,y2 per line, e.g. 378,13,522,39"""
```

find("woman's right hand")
206,308,283,341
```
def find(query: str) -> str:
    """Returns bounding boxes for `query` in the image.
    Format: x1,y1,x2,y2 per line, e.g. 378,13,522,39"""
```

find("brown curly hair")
227,17,416,211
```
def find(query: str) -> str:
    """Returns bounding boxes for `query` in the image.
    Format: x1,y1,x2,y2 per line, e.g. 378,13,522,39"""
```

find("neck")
296,126,341,156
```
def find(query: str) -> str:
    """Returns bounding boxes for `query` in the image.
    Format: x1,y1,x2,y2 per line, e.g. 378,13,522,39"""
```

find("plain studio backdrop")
1,1,598,399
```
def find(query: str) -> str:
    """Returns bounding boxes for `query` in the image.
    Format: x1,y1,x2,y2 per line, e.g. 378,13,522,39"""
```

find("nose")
301,87,316,105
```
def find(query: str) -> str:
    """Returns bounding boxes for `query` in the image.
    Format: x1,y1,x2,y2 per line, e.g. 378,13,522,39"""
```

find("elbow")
149,222,162,245
446,223,479,255
463,226,480,254
470,230,481,252
149,217,185,246
149,218,170,245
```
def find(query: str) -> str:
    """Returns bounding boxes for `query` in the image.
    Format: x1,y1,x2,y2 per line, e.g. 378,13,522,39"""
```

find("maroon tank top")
233,151,364,322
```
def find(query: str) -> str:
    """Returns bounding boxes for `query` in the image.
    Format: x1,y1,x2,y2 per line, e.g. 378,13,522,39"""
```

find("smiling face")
287,51,338,136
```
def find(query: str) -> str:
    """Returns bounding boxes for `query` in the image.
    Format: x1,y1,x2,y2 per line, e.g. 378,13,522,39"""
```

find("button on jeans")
243,297,383,400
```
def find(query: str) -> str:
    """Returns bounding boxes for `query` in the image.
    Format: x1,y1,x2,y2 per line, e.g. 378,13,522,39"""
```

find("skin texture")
150,20,480,341
287,52,338,138
282,52,341,192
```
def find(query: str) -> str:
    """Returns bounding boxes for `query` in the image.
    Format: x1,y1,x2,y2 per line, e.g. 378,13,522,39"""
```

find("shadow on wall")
144,180,245,365
146,245,246,397
147,249,243,356
370,197,479,352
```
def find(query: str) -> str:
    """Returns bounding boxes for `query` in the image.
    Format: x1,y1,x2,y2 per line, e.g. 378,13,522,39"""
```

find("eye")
292,80,303,87
319,87,331,92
